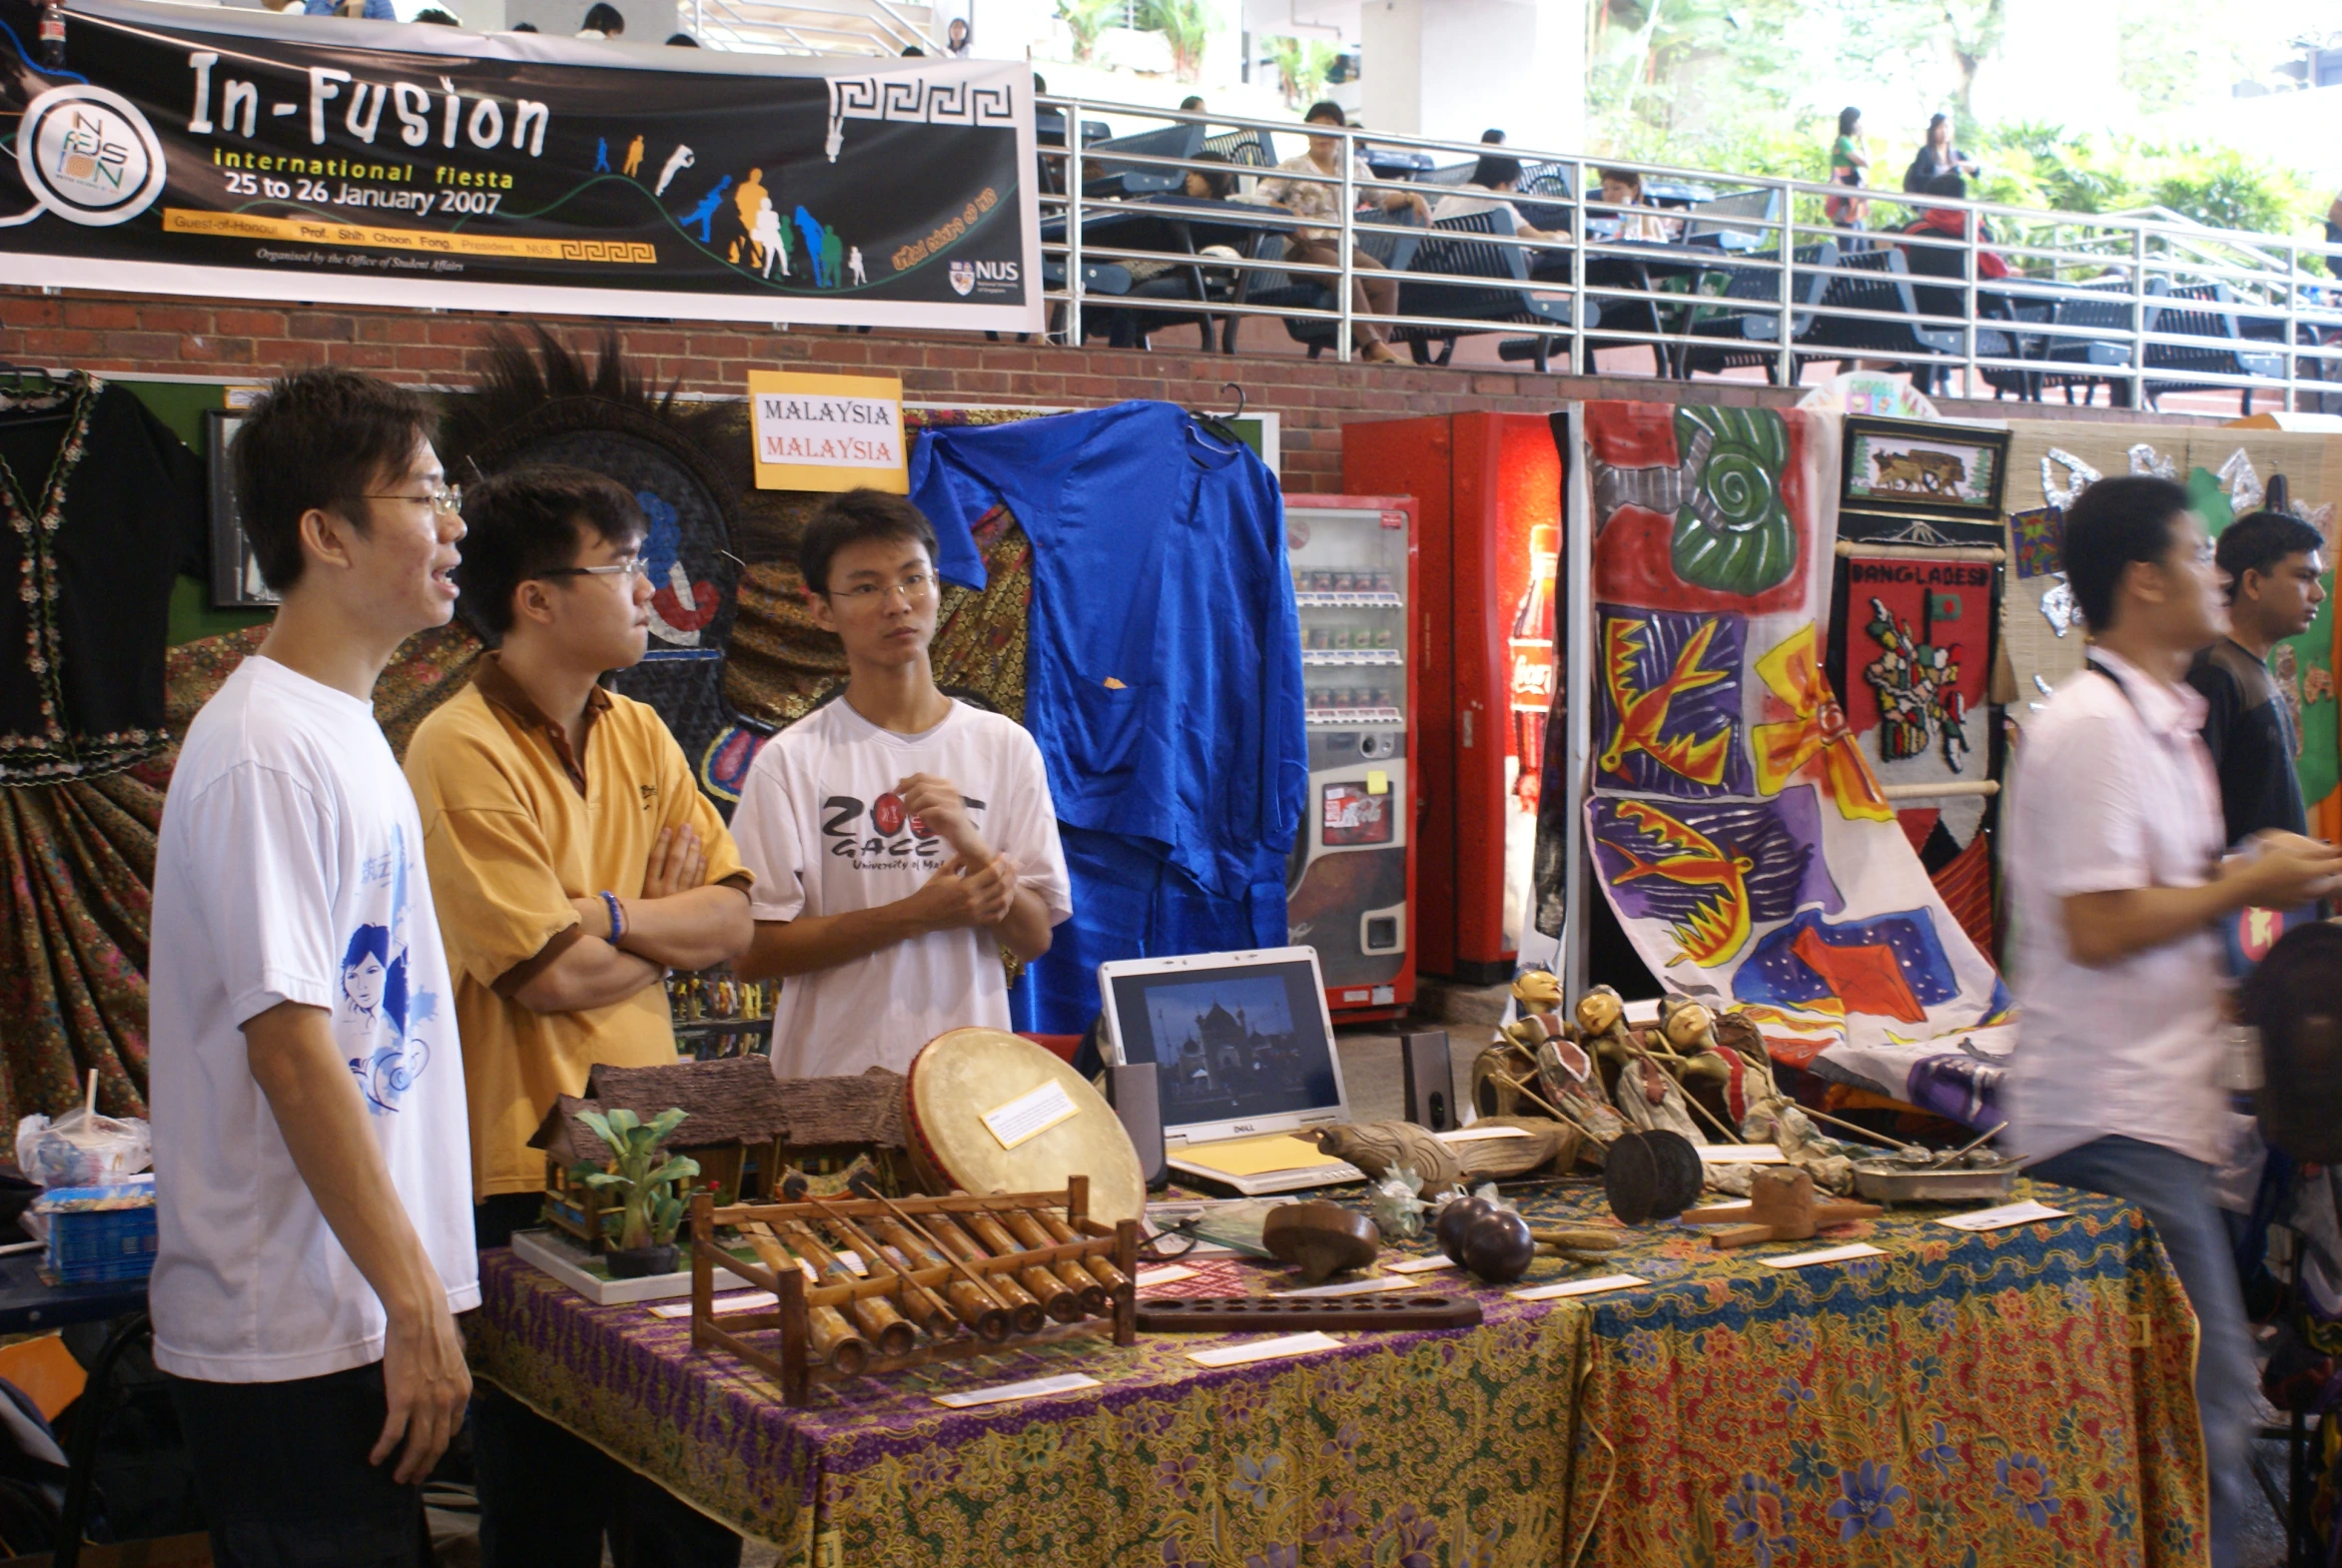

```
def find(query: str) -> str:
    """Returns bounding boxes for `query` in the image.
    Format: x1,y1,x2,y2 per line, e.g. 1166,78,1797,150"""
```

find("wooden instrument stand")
1680,1168,1882,1249
689,1176,1139,1406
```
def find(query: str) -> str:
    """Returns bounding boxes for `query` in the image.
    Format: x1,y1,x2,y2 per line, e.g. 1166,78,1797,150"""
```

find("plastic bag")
15,1108,151,1188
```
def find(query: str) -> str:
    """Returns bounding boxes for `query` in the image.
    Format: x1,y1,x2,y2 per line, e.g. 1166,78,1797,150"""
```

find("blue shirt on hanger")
908,400,1305,909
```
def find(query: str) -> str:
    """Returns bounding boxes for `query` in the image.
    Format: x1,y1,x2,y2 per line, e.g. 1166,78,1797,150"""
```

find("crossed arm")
509,824,752,1013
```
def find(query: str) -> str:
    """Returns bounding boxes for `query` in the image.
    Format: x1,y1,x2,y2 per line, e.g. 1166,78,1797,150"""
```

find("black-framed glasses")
363,483,463,516
536,553,652,582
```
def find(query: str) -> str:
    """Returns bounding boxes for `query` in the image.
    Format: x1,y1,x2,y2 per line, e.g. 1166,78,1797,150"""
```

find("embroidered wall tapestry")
1580,402,2013,1124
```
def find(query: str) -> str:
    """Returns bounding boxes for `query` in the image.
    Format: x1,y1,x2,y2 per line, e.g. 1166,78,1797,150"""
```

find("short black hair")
1472,153,1523,189
798,488,940,597
1838,106,1862,135
510,19,538,29
231,369,432,595
1303,100,1346,127
1480,127,1506,144
413,8,458,21
2060,474,2193,633
1186,149,1234,199
581,2,622,31
1178,94,1204,111
455,465,646,639
1925,171,1966,200
2217,508,2326,602
664,30,697,43
1600,166,1644,194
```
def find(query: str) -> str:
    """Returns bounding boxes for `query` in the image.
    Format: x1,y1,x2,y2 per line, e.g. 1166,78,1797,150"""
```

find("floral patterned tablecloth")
465,1180,2206,1568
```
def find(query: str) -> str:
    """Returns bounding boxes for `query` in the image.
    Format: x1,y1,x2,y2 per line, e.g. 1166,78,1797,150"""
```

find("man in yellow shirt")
402,465,750,1568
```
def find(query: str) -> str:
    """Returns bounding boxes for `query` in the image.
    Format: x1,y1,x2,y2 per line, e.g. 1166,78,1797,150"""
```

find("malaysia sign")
0,0,1041,331
749,369,907,492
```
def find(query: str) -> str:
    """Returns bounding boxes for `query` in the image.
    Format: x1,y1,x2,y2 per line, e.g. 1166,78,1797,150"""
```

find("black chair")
1085,124,1208,198
1801,246,1962,392
1679,186,1783,256
1513,161,1576,237
1201,127,1278,170
2143,278,2284,412
1394,208,1586,373
1046,259,1134,345
1678,241,1838,382
1895,231,2027,398
2024,281,2138,405
1227,210,1425,358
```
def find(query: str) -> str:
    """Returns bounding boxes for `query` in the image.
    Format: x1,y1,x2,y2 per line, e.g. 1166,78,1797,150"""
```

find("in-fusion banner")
0,0,1040,329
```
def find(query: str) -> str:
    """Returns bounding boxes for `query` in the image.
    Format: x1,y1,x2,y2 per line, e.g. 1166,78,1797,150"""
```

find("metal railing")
1035,95,2342,411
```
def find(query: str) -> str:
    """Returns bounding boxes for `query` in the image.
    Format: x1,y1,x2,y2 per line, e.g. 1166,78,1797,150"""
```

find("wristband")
599,890,626,944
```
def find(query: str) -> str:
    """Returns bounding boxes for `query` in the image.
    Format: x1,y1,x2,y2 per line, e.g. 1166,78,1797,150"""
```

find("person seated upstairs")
1597,167,1673,244
1901,171,2008,278
2187,508,2328,846
1253,100,1430,364
1429,153,1565,244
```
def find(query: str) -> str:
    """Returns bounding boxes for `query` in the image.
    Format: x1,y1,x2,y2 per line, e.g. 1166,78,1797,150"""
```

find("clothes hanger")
0,364,78,420
1189,382,1246,452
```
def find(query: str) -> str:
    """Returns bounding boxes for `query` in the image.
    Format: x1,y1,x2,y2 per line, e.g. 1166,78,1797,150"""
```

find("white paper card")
1762,1242,1887,1268
649,1291,777,1319
1510,1274,1649,1301
982,1080,1081,1151
1387,1254,1460,1274
1937,1200,2069,1232
1270,1275,1418,1299
1136,1264,1199,1288
1699,1144,1787,1164
1188,1331,1343,1367
1434,1126,1529,1144
931,1373,1102,1408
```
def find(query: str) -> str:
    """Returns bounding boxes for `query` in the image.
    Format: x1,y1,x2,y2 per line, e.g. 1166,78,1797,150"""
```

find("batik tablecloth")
465,1182,2207,1568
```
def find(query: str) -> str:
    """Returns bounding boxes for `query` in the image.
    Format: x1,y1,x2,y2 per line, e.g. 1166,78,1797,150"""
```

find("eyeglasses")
363,483,463,516
537,554,652,582
834,573,934,603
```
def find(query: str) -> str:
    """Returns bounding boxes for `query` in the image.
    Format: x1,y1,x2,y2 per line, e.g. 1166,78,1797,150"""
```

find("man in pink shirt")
2007,473,2342,1568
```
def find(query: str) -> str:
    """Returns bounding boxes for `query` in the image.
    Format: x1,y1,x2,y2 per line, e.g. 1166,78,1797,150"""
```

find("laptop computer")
1097,946,1365,1195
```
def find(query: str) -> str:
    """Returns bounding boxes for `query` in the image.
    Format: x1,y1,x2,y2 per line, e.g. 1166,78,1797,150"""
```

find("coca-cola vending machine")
1282,493,1419,1023
1340,414,1562,983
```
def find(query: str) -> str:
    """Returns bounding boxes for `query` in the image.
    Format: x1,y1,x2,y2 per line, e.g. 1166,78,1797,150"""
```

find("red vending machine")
1341,414,1562,984
1282,493,1420,1023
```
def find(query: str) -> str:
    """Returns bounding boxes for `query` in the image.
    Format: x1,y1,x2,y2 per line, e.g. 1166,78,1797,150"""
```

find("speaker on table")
1104,1062,1169,1188
1400,1030,1453,1133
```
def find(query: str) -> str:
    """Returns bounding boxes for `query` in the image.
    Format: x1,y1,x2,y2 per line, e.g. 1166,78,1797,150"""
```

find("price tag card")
1936,1200,2069,1232
1434,1126,1529,1145
982,1080,1080,1151
1269,1275,1418,1299
932,1373,1102,1409
1509,1273,1649,1301
649,1291,776,1319
1188,1331,1343,1367
1386,1254,1459,1274
1136,1264,1200,1288
1762,1242,1887,1269
1698,1144,1787,1164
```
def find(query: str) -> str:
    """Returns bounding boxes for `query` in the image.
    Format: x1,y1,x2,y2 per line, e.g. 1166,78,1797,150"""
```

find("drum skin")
904,1027,1149,1226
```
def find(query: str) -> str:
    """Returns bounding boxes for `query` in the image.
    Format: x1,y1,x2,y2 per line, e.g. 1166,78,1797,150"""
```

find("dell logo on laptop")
1232,1123,1255,1134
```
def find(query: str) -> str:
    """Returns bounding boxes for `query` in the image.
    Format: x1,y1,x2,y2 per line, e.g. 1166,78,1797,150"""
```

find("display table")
465,1181,2207,1567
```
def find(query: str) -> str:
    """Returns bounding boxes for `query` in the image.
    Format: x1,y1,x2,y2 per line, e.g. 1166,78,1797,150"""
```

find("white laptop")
1097,946,1366,1195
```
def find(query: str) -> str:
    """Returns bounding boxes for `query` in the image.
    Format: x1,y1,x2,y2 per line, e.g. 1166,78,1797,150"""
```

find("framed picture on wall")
205,407,278,609
1839,416,2012,547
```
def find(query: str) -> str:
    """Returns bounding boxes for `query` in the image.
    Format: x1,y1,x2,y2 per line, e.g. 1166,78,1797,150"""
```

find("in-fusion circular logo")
17,86,166,227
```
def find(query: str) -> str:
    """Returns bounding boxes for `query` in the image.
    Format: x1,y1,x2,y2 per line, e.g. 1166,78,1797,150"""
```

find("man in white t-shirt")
732,488,1071,1077
150,369,476,1566
2006,473,2342,1568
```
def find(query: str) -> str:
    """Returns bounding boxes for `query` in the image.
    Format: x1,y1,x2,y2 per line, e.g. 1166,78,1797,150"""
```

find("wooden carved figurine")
1580,986,1702,1145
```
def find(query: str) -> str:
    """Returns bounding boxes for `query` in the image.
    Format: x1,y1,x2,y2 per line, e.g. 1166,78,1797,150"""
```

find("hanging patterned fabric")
0,373,207,785
1579,402,2013,1127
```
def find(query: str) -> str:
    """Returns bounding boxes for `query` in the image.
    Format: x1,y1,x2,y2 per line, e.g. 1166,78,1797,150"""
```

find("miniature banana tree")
574,1108,700,1253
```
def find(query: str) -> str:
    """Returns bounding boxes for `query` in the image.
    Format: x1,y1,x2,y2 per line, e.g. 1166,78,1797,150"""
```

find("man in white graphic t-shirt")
733,488,1072,1078
149,369,475,1565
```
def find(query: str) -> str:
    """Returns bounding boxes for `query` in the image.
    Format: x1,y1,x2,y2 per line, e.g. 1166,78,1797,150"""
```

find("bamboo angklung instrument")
775,1216,919,1356
999,1207,1109,1314
961,1208,1081,1322
741,1223,870,1373
842,1175,1018,1340
924,1212,1050,1333
1030,1207,1132,1295
785,1185,960,1340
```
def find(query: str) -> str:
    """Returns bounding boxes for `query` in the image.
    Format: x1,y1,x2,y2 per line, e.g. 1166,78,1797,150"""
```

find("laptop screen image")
1103,954,1340,1137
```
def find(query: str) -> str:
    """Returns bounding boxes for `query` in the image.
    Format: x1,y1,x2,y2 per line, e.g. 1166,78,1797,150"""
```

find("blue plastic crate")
34,1179,158,1285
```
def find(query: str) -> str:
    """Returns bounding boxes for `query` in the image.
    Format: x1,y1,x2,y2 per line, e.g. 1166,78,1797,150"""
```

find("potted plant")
573,1107,699,1278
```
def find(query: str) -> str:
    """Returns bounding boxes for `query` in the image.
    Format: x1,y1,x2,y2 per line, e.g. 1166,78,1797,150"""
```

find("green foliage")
1057,0,1121,63
1967,121,2321,239
1139,0,1213,83
1263,35,1337,110
574,1107,700,1252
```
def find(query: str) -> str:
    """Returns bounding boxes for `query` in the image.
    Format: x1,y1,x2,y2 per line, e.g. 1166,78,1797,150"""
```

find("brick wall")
0,288,2224,490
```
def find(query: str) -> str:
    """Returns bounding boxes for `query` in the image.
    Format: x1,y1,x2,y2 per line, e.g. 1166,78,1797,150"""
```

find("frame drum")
904,1027,1149,1226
